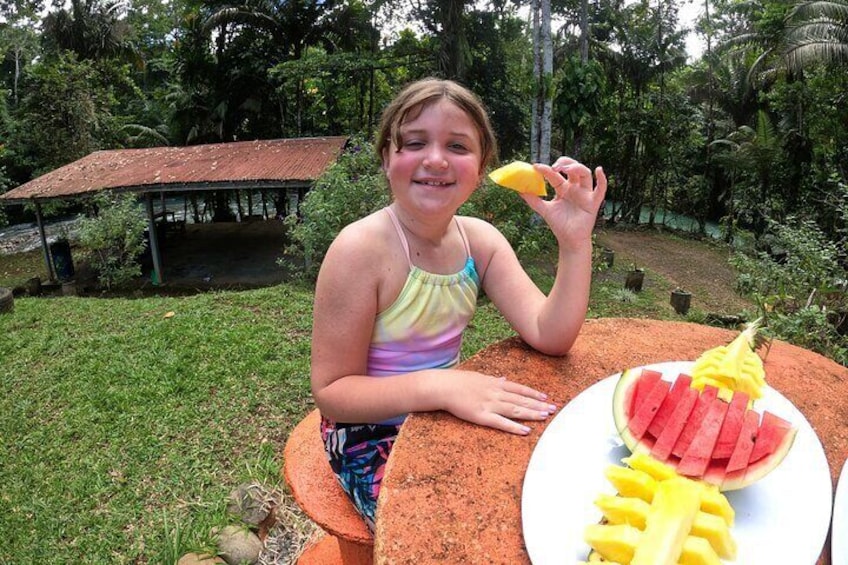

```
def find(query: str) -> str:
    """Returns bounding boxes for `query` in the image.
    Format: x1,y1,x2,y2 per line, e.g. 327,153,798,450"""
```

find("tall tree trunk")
531,0,540,161
579,0,589,63
438,0,469,80
531,0,553,164
540,0,553,164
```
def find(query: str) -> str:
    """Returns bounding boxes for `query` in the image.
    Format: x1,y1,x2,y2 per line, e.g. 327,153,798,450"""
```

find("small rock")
177,553,226,565
214,525,263,565
227,484,270,526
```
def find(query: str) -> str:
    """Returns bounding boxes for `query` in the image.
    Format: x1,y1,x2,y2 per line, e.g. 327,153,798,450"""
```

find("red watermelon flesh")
725,409,760,474
627,377,671,441
613,368,798,490
749,411,793,463
704,457,730,486
671,385,719,458
647,373,692,438
711,391,750,458
650,386,699,461
628,369,663,419
677,397,729,478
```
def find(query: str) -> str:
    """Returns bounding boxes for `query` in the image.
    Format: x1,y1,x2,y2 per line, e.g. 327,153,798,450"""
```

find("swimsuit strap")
454,216,472,258
385,207,413,269
385,207,472,269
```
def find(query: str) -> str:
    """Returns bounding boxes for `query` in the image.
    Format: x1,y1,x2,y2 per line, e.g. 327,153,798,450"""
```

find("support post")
145,192,164,285
34,201,57,282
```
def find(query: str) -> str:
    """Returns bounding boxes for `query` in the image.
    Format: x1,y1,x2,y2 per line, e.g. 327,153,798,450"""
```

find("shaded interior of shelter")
135,218,294,292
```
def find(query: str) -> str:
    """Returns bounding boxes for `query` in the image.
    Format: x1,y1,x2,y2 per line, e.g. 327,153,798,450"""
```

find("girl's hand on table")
522,158,607,250
441,371,557,435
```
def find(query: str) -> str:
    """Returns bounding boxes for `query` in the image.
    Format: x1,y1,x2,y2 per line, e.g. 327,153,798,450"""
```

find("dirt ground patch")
595,228,755,315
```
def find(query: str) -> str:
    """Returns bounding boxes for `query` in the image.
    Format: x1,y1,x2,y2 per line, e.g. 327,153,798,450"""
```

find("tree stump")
0,287,14,314
26,277,42,296
671,289,692,315
624,269,644,292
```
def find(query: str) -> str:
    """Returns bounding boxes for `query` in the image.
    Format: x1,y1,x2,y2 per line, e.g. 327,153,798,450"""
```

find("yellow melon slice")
584,524,722,565
631,478,702,564
594,494,736,559
488,161,547,196
621,454,735,527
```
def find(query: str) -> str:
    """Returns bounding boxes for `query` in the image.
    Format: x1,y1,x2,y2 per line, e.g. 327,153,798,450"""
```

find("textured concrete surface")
375,318,847,564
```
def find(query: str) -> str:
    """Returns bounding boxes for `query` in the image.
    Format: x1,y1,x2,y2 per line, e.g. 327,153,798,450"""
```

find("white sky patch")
680,0,707,60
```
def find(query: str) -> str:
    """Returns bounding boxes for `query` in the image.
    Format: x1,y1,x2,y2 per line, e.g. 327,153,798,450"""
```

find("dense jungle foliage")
1,0,846,356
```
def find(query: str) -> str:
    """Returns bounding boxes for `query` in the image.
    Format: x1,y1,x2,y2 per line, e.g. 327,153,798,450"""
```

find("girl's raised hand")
520,158,607,250
440,371,557,435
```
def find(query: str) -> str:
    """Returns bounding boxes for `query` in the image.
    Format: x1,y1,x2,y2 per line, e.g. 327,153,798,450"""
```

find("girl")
310,78,607,531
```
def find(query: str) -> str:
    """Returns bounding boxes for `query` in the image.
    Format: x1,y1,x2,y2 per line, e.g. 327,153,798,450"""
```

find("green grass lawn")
0,248,709,563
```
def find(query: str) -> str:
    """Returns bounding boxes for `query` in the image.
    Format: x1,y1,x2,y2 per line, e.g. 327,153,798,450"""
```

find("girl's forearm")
534,239,594,355
313,369,448,423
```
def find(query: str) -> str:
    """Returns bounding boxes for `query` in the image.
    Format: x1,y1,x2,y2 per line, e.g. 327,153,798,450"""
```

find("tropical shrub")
284,137,388,279
460,179,556,257
731,212,847,365
76,192,148,289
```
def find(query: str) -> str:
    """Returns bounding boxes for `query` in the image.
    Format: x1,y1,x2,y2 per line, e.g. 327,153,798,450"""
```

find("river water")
604,202,722,239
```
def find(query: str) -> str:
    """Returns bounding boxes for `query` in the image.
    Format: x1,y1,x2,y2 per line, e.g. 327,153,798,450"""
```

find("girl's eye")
449,143,470,153
403,140,425,149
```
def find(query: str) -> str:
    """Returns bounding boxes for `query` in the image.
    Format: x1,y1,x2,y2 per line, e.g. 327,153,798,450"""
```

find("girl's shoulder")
455,214,510,249
326,209,397,265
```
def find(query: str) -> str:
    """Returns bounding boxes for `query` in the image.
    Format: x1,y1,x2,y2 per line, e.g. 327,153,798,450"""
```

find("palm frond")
120,124,171,147
789,0,848,22
201,7,279,36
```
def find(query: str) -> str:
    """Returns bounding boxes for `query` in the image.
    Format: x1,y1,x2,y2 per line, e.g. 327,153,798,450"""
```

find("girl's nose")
424,149,448,170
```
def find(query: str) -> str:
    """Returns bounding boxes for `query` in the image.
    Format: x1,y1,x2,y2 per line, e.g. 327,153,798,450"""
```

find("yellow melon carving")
488,161,547,196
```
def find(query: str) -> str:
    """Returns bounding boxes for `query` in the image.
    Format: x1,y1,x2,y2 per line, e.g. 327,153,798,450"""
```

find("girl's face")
382,99,483,218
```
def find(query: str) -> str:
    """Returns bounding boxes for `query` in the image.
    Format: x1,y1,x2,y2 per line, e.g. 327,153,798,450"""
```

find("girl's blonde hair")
375,78,498,173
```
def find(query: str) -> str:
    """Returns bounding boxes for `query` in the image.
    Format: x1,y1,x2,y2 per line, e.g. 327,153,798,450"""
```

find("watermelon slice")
650,386,698,461
612,368,798,491
628,369,663,420
677,397,729,478
647,373,692,438
628,378,672,441
749,411,793,463
721,409,760,489
711,391,750,459
671,385,719,459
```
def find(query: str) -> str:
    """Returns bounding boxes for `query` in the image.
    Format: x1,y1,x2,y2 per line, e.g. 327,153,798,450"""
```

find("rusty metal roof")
0,136,350,203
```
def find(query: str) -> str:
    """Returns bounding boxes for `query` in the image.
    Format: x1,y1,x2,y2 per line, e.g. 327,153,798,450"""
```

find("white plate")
832,457,848,563
522,361,832,565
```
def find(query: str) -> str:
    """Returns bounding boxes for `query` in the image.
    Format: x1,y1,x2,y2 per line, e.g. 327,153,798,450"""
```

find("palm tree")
784,0,848,71
41,0,136,62
710,109,781,234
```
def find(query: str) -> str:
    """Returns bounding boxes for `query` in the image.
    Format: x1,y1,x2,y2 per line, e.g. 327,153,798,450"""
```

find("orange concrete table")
374,318,848,564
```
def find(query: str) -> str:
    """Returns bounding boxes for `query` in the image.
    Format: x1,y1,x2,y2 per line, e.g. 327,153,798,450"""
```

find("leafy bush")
76,192,148,289
460,180,557,257
766,306,847,365
283,137,388,279
731,213,847,365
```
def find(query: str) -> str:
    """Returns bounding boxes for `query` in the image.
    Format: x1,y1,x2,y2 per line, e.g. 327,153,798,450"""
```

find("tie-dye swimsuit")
321,206,480,531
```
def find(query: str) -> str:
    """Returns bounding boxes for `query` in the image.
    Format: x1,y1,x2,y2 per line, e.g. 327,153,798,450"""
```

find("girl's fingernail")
548,404,557,412
540,411,551,418
538,392,548,400
520,425,531,434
